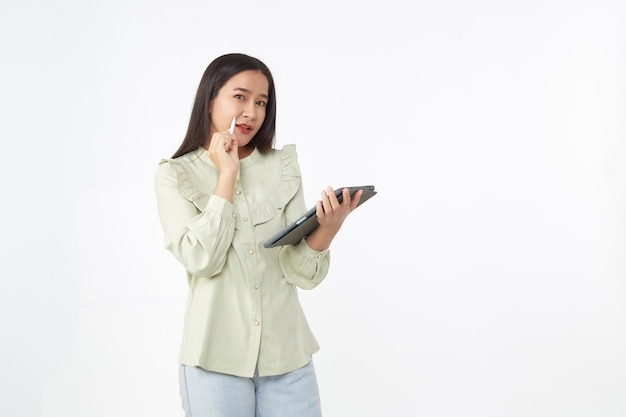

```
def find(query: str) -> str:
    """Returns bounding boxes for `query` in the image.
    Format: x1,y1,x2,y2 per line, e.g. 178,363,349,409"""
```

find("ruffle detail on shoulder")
163,156,211,211
252,145,301,225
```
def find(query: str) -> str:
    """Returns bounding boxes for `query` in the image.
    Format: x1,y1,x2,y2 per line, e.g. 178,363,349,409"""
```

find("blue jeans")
179,359,323,417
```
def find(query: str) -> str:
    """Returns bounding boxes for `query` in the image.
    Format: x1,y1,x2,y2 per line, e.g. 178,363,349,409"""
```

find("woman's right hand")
207,130,239,177
207,130,239,202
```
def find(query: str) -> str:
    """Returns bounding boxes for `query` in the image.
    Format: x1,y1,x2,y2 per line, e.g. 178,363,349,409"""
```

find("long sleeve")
154,160,235,278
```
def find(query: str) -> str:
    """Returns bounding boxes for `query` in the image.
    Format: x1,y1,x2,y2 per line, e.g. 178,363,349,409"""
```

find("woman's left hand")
305,186,362,251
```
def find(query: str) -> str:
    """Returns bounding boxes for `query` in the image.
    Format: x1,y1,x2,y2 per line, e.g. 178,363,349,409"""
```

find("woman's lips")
236,124,253,134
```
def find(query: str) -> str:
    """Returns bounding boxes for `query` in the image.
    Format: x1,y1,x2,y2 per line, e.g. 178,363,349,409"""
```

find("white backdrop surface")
1,1,625,416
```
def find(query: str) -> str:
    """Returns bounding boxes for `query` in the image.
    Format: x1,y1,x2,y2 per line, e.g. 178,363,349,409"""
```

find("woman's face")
208,69,269,150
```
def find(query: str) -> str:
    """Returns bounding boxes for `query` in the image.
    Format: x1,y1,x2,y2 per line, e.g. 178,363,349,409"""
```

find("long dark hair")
171,53,277,159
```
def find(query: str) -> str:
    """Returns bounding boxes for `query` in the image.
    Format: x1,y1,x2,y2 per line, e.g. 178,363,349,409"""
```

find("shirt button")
232,213,236,219
316,254,322,259
254,320,260,326
243,216,248,222
248,249,255,255
235,190,242,195
253,284,259,290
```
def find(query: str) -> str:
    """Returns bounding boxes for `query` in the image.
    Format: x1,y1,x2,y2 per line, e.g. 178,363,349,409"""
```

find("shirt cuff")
205,194,233,218
301,239,330,260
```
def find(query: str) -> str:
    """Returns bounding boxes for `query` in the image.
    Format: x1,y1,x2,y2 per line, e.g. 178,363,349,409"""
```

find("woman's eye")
234,94,245,100
256,100,267,107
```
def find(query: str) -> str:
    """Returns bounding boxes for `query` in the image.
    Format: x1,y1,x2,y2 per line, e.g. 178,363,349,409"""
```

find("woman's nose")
242,103,257,121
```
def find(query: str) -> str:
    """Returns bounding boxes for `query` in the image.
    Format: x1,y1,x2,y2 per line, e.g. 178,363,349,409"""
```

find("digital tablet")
263,185,377,248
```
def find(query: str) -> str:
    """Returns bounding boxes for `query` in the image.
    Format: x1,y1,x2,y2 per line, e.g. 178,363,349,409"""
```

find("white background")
1,1,625,416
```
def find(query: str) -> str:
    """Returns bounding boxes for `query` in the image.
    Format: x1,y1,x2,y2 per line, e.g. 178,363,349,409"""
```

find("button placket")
232,183,262,333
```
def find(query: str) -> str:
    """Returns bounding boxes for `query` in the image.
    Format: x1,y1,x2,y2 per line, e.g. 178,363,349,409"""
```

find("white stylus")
229,117,236,134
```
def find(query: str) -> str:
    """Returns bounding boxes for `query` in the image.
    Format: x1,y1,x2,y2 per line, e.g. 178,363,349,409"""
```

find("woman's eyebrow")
233,87,269,100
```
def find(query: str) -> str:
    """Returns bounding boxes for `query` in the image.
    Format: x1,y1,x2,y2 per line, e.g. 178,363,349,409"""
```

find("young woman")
154,52,362,417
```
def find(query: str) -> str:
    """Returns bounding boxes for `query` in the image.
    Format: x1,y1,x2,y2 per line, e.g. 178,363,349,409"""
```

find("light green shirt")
154,144,330,377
